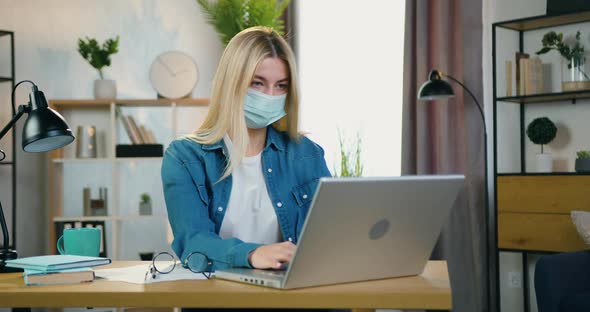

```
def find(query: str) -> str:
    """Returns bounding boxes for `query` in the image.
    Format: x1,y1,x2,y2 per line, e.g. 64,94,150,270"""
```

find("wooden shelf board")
53,158,112,164
494,11,590,31
53,157,163,164
54,215,167,222
497,172,590,176
54,216,112,222
0,31,12,37
49,98,209,109
497,90,590,104
116,157,163,162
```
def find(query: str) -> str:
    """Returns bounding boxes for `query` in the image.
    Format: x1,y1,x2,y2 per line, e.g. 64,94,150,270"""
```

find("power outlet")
508,271,522,288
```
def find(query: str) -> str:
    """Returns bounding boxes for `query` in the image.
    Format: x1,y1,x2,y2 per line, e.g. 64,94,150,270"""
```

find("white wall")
482,0,584,311
0,0,223,256
296,0,404,177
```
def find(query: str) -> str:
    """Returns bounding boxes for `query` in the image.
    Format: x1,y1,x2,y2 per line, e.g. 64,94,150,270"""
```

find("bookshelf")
492,10,590,312
47,99,209,260
0,30,16,253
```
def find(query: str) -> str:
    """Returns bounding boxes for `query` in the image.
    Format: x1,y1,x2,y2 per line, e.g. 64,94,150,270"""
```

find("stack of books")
120,113,157,144
5,255,111,286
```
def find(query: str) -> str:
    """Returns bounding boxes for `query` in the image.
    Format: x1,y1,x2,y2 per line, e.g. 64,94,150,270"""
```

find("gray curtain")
402,0,488,311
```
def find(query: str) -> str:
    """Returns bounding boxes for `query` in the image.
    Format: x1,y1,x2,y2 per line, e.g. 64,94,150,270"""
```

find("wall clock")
149,51,199,99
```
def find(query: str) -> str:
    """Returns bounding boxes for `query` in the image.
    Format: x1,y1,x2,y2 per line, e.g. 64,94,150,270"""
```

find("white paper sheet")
95,263,211,284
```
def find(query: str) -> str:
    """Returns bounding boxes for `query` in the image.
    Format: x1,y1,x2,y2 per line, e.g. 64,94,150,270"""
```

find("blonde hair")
189,26,300,180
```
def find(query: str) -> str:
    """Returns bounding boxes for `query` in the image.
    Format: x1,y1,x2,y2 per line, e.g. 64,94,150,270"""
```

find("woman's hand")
248,241,296,269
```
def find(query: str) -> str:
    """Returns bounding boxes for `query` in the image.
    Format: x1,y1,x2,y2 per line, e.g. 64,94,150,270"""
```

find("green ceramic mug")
57,228,101,257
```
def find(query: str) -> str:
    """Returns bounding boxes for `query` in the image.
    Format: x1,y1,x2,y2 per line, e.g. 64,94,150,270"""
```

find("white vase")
536,153,553,172
139,202,152,216
93,79,117,99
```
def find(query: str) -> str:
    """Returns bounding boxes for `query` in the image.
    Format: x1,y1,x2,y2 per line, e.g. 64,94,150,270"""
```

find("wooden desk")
0,261,451,311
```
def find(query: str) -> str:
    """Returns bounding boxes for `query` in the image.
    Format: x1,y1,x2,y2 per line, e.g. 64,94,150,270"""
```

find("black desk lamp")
0,80,75,271
417,69,491,310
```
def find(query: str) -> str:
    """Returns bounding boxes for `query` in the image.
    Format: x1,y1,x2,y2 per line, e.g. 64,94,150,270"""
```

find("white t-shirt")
219,135,281,244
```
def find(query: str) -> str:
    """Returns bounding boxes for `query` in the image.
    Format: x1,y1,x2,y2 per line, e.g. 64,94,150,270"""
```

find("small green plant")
536,31,589,80
197,0,291,45
577,150,590,159
526,117,557,153
77,36,119,79
334,130,363,177
140,193,151,204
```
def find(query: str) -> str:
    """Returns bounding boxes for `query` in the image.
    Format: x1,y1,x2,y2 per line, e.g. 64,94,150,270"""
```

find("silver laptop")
215,175,464,289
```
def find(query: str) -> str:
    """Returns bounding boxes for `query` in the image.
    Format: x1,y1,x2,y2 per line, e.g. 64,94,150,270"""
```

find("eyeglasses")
144,251,213,281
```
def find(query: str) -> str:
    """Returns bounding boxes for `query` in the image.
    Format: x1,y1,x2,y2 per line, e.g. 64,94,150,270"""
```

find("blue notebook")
5,255,111,272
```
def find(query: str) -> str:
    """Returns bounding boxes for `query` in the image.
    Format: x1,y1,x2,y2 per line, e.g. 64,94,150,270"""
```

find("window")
297,0,405,176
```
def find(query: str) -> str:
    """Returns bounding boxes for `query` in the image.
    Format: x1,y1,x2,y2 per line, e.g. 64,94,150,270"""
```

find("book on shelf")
506,60,512,96
526,57,544,95
519,56,544,95
24,267,95,286
138,125,155,144
125,116,159,144
123,115,143,144
5,255,111,272
121,115,140,144
515,52,530,95
146,128,157,144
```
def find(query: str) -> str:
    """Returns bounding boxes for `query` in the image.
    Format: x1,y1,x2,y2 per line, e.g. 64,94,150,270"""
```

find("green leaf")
526,117,557,146
77,36,119,78
196,0,291,45
335,129,363,177
539,30,585,62
536,47,551,55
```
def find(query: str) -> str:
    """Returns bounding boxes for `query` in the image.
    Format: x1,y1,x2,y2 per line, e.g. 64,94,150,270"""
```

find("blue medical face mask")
243,88,287,129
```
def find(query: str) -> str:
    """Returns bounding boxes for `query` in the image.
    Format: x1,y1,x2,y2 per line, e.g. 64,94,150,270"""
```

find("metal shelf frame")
0,30,16,253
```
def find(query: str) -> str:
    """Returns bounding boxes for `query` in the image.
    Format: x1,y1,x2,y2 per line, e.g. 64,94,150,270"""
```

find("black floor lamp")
417,69,491,310
0,80,75,272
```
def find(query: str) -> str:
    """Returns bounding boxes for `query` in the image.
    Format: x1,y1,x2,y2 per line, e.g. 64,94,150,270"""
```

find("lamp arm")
10,80,35,116
0,105,28,141
0,199,8,257
0,105,29,256
445,74,486,133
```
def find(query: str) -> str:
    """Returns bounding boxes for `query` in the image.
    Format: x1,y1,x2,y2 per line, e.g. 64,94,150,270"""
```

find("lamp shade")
417,70,455,100
22,108,74,152
22,89,74,152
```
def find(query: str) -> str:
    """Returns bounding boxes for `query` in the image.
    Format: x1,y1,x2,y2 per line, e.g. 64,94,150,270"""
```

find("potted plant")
536,30,590,91
526,117,557,172
197,0,291,45
334,130,363,177
139,193,152,216
575,150,590,172
78,36,119,99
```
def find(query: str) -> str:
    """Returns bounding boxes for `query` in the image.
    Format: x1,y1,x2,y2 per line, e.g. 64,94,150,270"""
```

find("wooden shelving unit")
492,11,590,312
47,98,209,260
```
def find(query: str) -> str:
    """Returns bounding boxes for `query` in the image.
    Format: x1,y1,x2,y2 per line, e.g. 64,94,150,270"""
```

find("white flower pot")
94,79,117,99
536,153,553,172
139,202,152,216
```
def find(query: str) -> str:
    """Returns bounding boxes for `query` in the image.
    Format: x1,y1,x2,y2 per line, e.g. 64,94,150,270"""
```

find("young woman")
162,26,331,272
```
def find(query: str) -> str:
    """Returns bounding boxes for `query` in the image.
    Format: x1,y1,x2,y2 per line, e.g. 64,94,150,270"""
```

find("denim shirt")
161,126,331,270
